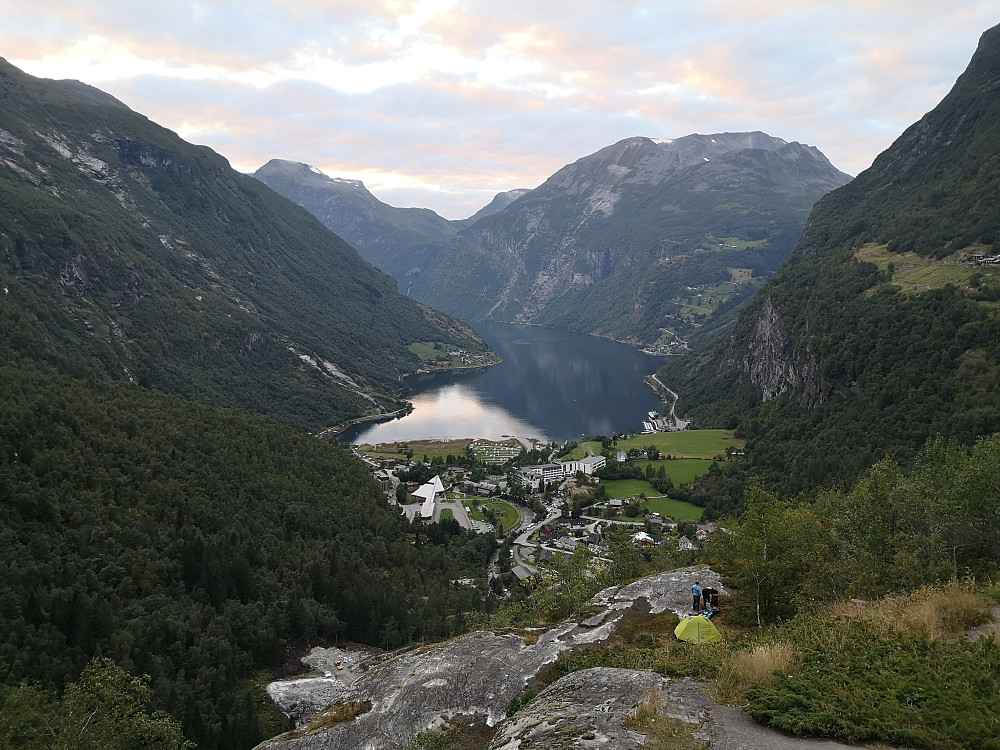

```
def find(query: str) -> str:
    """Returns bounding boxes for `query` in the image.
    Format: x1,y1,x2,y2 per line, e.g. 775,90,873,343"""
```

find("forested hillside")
0,366,493,748
0,58,492,432
661,24,1000,500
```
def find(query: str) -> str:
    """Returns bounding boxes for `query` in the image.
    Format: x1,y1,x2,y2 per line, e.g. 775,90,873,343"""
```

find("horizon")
3,2,997,219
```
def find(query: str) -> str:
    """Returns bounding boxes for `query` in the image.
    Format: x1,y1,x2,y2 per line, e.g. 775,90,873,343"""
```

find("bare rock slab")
488,667,664,750
258,567,729,749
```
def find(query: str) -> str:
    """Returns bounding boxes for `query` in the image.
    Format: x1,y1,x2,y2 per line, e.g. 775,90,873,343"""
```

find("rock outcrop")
487,667,664,749
489,669,856,750
258,568,726,749
259,567,858,749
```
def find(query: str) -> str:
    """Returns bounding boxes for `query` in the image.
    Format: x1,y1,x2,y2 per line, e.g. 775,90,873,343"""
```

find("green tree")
0,658,192,750
711,482,835,626
532,546,599,623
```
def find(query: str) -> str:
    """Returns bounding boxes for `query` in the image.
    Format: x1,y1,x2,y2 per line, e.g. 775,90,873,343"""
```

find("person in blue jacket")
691,581,702,613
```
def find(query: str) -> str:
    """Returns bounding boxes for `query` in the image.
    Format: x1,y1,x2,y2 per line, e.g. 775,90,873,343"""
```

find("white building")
412,475,445,520
560,455,606,475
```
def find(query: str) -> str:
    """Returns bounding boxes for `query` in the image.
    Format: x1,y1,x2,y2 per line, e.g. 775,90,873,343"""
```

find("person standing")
691,581,702,613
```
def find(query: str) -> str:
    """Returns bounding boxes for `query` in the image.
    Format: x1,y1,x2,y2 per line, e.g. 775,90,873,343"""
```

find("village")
354,432,729,590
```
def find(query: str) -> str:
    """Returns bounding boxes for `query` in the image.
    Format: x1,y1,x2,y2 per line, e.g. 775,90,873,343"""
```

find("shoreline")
325,360,501,442
402,361,497,380
319,403,413,441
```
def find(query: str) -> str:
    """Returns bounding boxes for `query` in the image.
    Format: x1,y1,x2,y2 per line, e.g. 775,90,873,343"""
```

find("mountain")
252,159,463,291
408,132,851,345
0,59,494,431
660,24,1000,495
463,187,531,224
252,160,531,291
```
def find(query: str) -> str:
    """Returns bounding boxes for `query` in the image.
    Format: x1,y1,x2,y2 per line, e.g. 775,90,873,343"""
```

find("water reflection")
342,323,666,444
348,383,544,443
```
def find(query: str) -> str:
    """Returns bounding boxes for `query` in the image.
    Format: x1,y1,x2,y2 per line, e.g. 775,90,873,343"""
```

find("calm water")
341,323,666,444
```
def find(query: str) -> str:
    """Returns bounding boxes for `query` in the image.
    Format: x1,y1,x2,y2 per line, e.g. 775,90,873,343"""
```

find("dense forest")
0,366,494,748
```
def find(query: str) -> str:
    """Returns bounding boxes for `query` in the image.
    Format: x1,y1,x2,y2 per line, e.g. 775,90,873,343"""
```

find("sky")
2,2,997,219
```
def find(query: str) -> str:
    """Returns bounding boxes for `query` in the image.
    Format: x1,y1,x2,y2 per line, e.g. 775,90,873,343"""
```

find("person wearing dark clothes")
691,581,702,612
702,586,719,610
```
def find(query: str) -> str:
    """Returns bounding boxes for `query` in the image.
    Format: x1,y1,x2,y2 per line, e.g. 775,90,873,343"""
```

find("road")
649,373,689,429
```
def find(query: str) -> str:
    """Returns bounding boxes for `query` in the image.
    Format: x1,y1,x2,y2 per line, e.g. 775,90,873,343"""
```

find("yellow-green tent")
674,615,721,644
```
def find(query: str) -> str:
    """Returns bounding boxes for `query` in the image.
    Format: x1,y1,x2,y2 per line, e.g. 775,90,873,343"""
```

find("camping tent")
674,615,721,645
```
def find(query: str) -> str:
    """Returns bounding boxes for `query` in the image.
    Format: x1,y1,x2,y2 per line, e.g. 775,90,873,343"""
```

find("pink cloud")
5,1,998,216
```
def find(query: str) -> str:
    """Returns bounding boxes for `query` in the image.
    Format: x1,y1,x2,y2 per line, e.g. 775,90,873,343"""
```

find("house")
511,564,534,581
373,469,394,493
632,531,654,547
678,536,697,551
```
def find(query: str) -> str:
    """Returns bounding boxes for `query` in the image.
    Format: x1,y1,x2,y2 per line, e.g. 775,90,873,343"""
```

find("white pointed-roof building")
413,475,446,520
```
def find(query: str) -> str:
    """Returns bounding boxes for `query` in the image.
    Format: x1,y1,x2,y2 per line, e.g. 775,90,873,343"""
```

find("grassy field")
564,441,604,460
603,479,663,499
438,507,455,521
461,498,520,530
642,496,704,521
604,478,705,521
618,429,742,459
857,242,1000,295
643,458,717,485
601,479,704,521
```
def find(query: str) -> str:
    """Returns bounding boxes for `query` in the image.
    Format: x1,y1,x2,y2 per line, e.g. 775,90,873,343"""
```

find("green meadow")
600,478,705,521
617,429,742,459
462,498,520,530
645,458,717,485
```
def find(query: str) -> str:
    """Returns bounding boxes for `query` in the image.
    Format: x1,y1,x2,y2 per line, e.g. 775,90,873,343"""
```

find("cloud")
2,1,998,217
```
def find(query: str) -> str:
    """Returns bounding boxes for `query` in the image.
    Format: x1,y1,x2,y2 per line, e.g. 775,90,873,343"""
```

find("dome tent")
674,615,721,644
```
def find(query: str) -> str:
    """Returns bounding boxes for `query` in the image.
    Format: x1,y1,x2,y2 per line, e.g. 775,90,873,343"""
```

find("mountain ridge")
260,131,850,346
0,59,493,431
410,132,850,342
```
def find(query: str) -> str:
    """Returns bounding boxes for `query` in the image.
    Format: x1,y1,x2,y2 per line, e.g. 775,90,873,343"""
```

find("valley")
3,18,1000,750
258,133,850,349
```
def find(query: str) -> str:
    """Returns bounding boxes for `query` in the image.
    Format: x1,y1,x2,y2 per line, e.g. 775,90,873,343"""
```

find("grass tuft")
624,688,709,749
828,581,991,638
712,642,796,703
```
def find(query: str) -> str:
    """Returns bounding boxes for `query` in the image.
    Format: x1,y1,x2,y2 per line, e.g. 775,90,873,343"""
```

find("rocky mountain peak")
541,131,840,201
